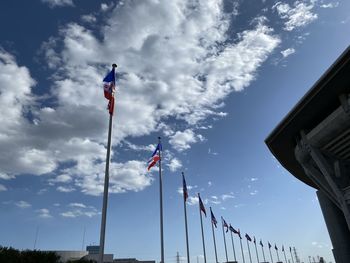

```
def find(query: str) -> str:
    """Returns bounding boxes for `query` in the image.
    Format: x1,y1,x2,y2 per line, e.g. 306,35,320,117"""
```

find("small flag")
198,194,206,217
237,229,242,239
245,233,252,242
182,172,188,202
253,236,256,244
222,217,229,232
289,246,292,252
102,65,116,115
275,244,278,250
229,224,239,234
259,240,264,247
147,143,162,171
268,242,272,249
210,208,217,228
282,245,284,252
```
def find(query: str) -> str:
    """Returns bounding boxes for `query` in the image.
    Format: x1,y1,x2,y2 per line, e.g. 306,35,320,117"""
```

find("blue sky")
0,0,349,262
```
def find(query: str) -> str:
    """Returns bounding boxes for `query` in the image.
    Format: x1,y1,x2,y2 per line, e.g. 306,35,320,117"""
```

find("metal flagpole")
253,238,259,263
229,230,237,262
182,172,190,263
33,226,39,250
198,194,207,263
158,137,165,263
289,248,294,263
275,246,280,262
246,239,252,263
239,234,245,263
82,226,86,251
269,245,274,263
260,241,266,263
283,248,288,263
210,208,218,263
221,218,228,263
98,105,114,263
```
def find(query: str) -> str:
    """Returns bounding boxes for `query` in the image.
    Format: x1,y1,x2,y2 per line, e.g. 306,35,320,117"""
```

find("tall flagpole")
283,247,288,263
238,234,245,263
221,218,228,263
260,241,266,263
246,239,252,263
275,246,280,262
269,245,274,263
253,238,259,263
289,248,294,263
158,137,165,263
198,194,207,263
210,208,218,263
229,230,237,262
182,172,190,263
99,61,117,263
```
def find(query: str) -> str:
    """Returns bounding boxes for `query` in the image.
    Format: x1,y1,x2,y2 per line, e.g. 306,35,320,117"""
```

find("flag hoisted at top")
182,172,188,202
222,217,229,232
103,64,117,115
199,194,207,217
147,143,162,170
210,208,217,228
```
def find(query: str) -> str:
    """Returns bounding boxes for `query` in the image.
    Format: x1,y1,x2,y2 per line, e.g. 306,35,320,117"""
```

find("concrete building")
265,46,350,263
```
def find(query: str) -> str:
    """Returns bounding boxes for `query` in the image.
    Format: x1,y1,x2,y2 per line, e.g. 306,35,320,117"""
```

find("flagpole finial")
112,63,117,68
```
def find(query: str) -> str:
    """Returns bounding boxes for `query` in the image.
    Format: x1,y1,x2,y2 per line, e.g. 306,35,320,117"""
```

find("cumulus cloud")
37,208,52,218
0,0,281,196
281,48,296,58
273,1,318,31
61,205,100,218
167,158,183,172
41,0,74,8
320,2,339,8
15,201,31,208
221,193,235,200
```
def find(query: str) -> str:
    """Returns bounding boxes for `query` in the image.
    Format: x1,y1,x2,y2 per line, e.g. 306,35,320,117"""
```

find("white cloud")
50,174,72,183
81,14,97,23
0,173,15,180
0,0,281,196
15,201,31,208
250,190,258,196
273,1,318,31
208,181,212,187
57,186,75,193
281,48,296,58
37,208,52,218
0,184,7,191
320,2,339,8
221,194,235,200
68,202,86,208
250,177,259,182
41,0,74,8
167,158,183,172
187,196,199,206
169,129,203,152
61,205,99,218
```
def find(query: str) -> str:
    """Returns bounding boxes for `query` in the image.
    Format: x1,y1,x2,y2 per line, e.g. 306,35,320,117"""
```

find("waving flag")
182,172,188,202
237,229,242,239
253,236,256,244
198,194,206,216
210,208,217,228
275,244,278,250
289,246,292,252
282,245,284,252
147,143,162,171
245,233,252,242
222,217,229,232
268,242,272,249
259,239,264,247
229,224,238,234
103,64,117,115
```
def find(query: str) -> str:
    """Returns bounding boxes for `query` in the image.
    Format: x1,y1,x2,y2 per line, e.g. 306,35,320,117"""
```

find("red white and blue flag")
182,173,188,202
210,208,217,228
222,217,229,232
147,143,162,171
245,233,252,242
198,194,206,217
103,66,116,115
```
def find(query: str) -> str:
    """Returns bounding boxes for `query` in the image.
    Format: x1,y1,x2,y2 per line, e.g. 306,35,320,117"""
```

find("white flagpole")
221,218,228,263
260,241,266,262
283,248,288,263
269,245,274,263
229,230,237,262
253,238,259,263
239,235,245,263
158,137,165,263
246,238,252,263
98,63,116,263
198,193,207,263
182,172,190,263
210,208,218,263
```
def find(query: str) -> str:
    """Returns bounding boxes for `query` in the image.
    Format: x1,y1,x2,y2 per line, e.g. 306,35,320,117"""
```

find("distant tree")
0,246,60,263
67,259,96,263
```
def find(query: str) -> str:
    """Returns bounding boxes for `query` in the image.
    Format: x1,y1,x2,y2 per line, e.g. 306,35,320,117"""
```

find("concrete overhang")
265,46,350,188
